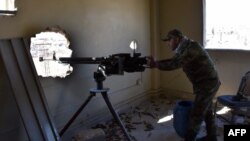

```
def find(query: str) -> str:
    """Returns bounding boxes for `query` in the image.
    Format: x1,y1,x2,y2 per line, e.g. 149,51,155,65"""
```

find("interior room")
1,0,250,141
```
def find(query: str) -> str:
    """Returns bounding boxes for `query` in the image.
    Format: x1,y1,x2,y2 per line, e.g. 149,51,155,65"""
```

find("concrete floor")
79,94,226,141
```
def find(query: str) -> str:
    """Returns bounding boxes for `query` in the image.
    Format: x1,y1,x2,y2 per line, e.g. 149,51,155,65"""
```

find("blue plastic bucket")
173,100,193,138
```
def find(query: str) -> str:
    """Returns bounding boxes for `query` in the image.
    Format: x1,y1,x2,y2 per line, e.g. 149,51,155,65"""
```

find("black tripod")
59,67,132,141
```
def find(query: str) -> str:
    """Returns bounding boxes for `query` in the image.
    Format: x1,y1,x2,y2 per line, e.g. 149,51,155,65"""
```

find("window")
204,0,250,50
0,0,17,16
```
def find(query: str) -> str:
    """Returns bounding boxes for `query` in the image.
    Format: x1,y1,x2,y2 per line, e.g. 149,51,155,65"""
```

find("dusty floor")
88,94,227,141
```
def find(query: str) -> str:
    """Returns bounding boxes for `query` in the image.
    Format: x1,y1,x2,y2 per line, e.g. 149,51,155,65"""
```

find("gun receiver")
58,53,147,75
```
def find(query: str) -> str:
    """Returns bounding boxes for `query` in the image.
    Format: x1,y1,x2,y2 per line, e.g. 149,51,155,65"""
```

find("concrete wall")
0,0,151,139
157,0,250,98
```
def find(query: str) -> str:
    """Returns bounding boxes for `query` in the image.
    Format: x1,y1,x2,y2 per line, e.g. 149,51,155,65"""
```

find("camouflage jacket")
157,38,220,94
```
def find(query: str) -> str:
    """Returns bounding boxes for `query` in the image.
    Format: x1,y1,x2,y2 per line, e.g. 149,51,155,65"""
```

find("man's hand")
146,56,157,68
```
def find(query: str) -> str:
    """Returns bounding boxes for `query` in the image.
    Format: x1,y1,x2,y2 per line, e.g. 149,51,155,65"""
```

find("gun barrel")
59,57,104,64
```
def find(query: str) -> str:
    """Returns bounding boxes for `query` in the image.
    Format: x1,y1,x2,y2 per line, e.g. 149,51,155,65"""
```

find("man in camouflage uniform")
148,29,221,141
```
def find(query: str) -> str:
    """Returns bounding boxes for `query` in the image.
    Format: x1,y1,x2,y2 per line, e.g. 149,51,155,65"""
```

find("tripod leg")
59,92,96,136
101,92,132,141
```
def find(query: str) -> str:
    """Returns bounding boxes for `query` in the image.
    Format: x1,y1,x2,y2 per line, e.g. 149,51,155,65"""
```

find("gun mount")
39,52,149,141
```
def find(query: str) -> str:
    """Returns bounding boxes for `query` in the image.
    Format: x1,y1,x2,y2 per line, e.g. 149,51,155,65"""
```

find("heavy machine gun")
41,52,148,90
58,52,147,75
33,29,148,140
40,52,149,140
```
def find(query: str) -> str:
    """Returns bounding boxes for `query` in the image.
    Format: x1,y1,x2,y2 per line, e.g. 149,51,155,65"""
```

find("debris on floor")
91,94,232,141
92,94,179,141
72,128,106,141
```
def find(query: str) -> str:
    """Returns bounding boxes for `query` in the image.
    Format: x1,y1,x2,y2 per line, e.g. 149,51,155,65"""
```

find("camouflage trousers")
184,85,220,141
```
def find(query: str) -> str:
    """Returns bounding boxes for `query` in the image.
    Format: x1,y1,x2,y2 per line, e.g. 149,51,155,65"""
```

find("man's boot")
199,107,218,141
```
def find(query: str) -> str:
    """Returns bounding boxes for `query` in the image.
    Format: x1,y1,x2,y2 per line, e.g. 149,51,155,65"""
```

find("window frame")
0,0,17,16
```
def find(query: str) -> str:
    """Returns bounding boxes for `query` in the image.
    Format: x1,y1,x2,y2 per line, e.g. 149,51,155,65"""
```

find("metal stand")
59,69,132,141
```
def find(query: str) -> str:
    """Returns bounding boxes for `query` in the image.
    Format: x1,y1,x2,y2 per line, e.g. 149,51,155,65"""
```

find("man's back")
177,39,220,93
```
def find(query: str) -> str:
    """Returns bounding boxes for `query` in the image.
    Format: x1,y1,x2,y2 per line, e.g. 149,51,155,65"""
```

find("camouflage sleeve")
155,41,202,71
156,54,182,70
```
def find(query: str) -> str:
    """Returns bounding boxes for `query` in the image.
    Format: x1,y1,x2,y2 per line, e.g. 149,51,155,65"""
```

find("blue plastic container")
173,100,193,138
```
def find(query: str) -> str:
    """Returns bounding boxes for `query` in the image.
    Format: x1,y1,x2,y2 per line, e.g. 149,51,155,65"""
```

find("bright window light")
204,0,250,50
157,114,173,123
0,0,17,16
